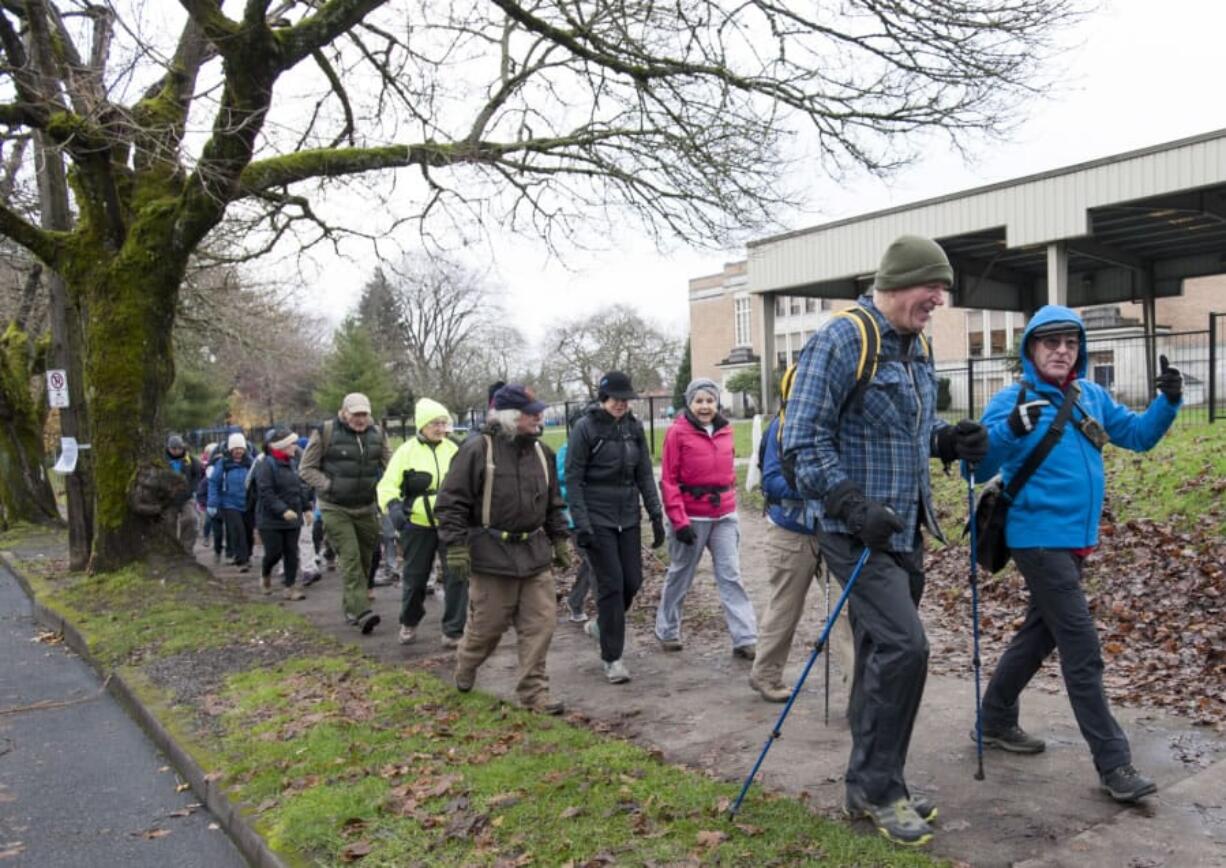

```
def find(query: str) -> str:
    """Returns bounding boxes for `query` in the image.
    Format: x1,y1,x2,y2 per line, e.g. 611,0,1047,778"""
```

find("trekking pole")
728,547,871,819
966,461,986,781
823,566,831,727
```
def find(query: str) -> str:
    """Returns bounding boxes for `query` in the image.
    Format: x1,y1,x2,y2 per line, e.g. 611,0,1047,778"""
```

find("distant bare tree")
545,305,679,398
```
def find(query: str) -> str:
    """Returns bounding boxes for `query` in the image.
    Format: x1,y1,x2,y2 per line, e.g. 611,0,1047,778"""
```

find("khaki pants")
455,570,556,707
321,506,381,620
751,521,854,687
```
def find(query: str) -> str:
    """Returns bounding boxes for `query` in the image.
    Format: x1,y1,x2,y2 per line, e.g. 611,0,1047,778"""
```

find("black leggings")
586,524,643,663
261,527,301,586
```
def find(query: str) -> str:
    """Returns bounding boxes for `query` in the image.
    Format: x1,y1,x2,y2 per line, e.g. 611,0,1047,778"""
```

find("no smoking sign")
46,369,69,408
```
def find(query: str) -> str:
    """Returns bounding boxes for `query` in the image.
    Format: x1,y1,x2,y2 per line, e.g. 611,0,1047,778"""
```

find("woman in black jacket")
565,371,665,684
255,428,311,600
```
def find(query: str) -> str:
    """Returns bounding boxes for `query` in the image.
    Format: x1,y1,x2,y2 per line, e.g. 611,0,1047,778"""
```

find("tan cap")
341,392,372,414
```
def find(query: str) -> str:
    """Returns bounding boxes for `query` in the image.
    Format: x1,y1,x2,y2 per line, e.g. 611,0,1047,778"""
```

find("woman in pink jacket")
654,378,758,656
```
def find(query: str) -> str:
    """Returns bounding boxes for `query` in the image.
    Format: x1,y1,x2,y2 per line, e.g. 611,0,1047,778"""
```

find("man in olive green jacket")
299,392,392,633
435,384,571,714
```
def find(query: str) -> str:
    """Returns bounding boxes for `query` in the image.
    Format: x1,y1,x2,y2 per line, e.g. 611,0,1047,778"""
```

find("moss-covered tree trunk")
72,208,187,572
0,323,59,529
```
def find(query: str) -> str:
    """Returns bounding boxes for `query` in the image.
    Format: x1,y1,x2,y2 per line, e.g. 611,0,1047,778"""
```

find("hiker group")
164,233,1184,848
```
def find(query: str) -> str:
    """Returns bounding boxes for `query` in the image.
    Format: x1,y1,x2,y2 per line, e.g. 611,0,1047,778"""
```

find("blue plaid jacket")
781,295,949,552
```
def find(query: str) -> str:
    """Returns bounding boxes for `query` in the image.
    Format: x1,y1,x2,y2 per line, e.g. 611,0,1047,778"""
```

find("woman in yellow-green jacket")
378,398,464,647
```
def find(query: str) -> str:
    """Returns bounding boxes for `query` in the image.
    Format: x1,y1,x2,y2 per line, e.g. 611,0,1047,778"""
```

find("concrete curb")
0,550,287,868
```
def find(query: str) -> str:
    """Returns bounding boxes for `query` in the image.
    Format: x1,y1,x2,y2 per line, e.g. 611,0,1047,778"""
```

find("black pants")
312,517,335,561
205,510,225,555
822,532,927,806
982,547,1130,773
586,524,643,663
261,527,301,587
399,526,467,638
222,508,252,565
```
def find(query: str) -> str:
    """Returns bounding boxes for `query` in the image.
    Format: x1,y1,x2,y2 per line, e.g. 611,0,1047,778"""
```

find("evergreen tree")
355,268,413,415
314,318,399,419
672,338,692,410
163,366,231,431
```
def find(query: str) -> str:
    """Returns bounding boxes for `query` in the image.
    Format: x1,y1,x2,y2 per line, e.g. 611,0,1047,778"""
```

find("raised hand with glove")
1007,398,1049,438
445,546,471,583
1155,354,1182,403
934,419,989,465
400,469,434,499
650,515,666,549
826,480,905,551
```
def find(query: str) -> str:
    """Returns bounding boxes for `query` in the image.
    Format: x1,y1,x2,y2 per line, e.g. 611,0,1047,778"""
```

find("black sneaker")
1100,765,1156,802
977,724,1046,754
348,610,380,635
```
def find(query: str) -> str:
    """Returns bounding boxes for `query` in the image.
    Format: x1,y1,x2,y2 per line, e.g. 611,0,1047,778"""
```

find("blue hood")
1019,305,1087,384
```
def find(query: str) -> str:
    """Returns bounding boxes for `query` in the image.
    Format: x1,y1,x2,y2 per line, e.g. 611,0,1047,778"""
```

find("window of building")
966,311,986,357
805,297,817,313
775,297,787,318
1089,350,1115,392
733,296,751,347
989,310,1008,355
790,298,801,316
776,350,788,371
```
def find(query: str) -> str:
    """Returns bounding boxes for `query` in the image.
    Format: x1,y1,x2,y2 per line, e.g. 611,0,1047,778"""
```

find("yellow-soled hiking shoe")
845,796,934,847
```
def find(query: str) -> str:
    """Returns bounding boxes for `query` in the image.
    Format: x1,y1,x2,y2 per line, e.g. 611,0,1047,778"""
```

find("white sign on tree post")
46,369,69,408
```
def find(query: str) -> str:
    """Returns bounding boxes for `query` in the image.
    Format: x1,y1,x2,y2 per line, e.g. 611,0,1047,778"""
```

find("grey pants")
654,515,758,649
983,547,1130,773
822,533,927,806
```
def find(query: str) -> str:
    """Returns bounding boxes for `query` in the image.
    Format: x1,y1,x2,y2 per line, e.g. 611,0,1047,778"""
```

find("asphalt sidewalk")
0,562,245,868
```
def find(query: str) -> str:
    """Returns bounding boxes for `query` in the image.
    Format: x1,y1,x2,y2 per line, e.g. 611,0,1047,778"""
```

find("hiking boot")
845,789,938,826
733,644,757,660
604,659,631,684
851,797,934,847
455,669,475,692
300,569,321,588
372,569,396,587
977,724,1046,754
748,675,791,703
658,637,683,652
584,620,600,642
1100,764,1157,803
350,611,380,635
398,625,416,645
260,573,273,594
567,605,589,624
237,561,251,573
283,586,305,601
440,634,461,649
523,696,565,715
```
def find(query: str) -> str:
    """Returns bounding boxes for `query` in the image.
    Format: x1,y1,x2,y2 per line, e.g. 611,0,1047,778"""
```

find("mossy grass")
16,537,939,866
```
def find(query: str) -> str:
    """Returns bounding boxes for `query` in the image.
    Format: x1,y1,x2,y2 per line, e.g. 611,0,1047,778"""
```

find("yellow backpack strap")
481,434,495,528
831,306,881,404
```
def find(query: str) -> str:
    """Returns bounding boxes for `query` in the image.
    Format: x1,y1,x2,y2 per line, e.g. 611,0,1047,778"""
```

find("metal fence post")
1210,312,1219,424
967,357,976,419
648,396,656,456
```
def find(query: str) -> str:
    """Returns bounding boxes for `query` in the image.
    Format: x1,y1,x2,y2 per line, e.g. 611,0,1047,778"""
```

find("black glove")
674,525,696,545
1156,354,1182,402
401,470,433,499
650,516,666,549
575,530,593,549
1007,399,1049,438
826,481,904,552
935,419,989,465
387,500,407,532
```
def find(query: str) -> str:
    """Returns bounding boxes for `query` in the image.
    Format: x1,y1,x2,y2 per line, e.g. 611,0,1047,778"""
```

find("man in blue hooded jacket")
973,304,1181,803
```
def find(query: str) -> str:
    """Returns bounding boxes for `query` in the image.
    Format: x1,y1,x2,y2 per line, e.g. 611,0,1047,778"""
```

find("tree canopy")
0,0,1082,568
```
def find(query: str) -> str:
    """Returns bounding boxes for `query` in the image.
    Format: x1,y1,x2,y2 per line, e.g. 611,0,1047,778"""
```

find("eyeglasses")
1037,335,1080,352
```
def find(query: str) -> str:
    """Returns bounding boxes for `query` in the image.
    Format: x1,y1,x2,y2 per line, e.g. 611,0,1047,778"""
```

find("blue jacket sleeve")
974,383,1029,482
207,464,220,509
1092,384,1178,452
761,417,799,504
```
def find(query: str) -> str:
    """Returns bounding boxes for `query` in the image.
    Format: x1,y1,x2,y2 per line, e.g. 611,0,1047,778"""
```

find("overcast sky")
305,0,1226,345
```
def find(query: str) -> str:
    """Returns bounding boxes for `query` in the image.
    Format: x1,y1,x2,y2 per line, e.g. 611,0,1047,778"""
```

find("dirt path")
198,513,1226,866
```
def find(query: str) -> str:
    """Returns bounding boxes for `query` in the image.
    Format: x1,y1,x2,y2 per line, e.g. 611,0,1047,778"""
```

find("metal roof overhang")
747,129,1226,311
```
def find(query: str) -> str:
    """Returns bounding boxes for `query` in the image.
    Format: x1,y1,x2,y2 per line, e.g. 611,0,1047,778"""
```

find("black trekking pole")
823,566,831,727
966,461,986,781
729,547,871,819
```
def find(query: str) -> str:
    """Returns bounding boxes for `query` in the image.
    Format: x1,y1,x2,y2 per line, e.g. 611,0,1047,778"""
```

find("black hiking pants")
261,527,301,587
982,547,1130,773
586,524,643,663
821,532,927,807
222,508,252,566
399,526,467,638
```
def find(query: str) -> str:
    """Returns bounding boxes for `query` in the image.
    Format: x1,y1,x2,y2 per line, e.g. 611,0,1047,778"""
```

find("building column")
1139,267,1157,385
1045,241,1069,307
758,293,777,413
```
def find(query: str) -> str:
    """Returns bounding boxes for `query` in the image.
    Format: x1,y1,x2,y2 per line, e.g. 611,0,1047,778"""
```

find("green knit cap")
875,235,953,291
